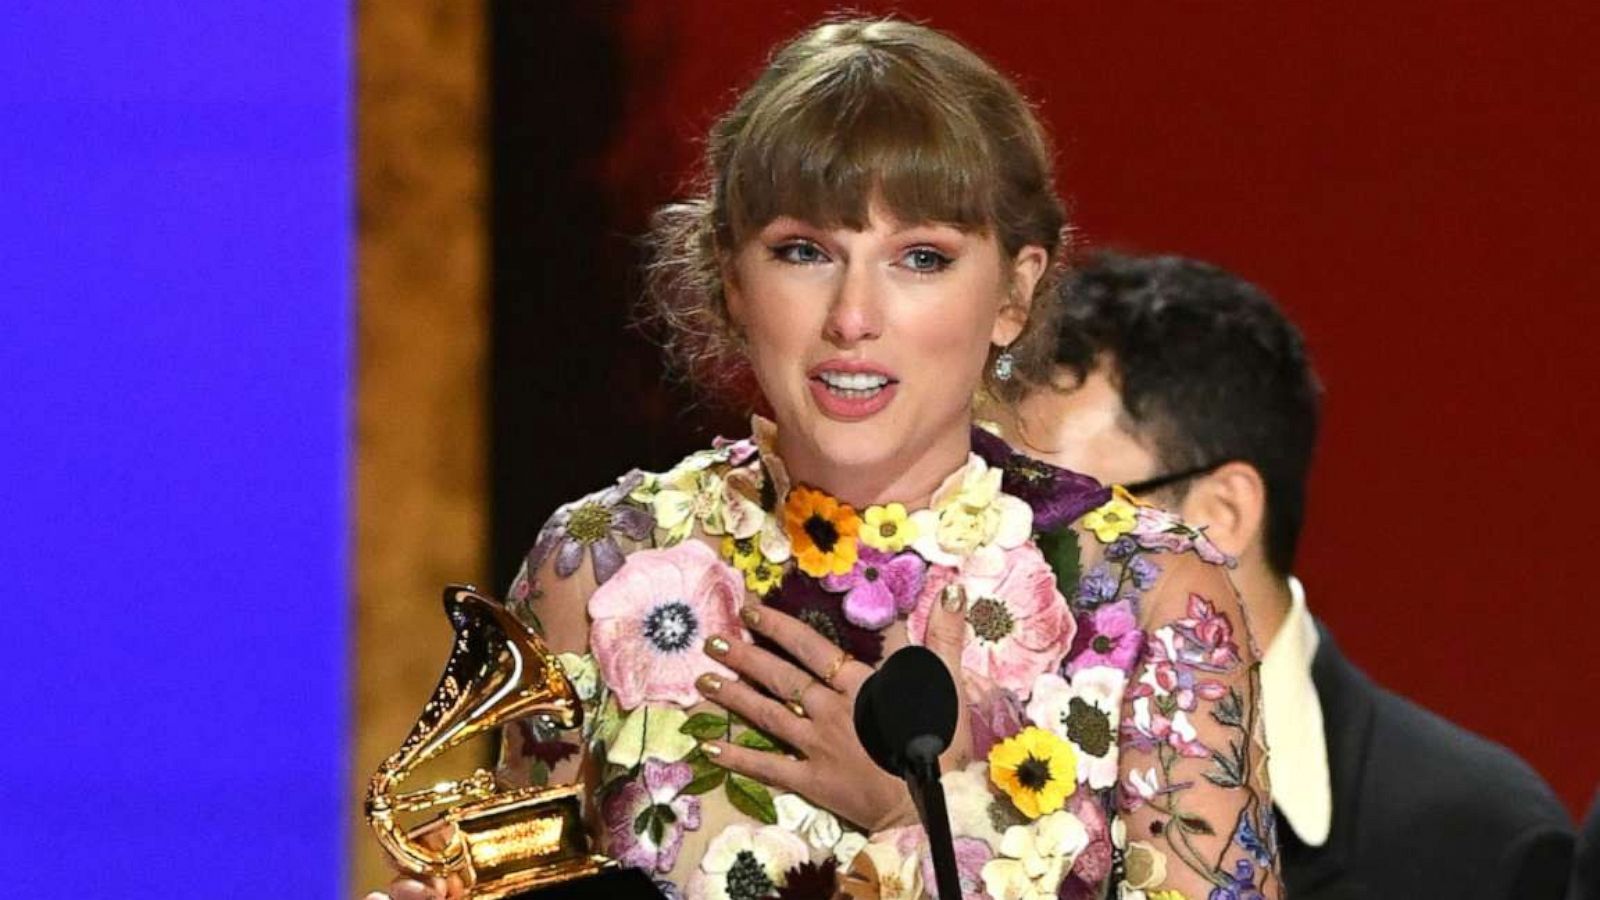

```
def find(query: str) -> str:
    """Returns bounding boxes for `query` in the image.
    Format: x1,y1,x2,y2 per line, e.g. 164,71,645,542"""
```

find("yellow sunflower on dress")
783,485,860,578
989,726,1078,818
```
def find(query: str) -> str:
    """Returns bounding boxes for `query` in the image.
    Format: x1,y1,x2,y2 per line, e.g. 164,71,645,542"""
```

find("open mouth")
814,370,894,399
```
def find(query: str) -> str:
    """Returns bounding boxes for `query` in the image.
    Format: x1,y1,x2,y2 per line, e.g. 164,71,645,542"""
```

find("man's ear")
991,244,1049,347
1178,461,1267,560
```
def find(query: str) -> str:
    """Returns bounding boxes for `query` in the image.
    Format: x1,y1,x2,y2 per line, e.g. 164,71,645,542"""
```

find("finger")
920,583,973,767
706,632,836,709
387,880,437,900
700,739,808,792
739,602,873,693
696,670,812,749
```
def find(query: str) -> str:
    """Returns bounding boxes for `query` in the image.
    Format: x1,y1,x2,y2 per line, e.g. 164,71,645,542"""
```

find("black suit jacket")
1279,625,1574,899
1571,790,1600,900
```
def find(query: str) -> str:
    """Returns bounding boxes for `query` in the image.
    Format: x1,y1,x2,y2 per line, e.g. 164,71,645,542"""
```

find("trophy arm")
366,762,473,880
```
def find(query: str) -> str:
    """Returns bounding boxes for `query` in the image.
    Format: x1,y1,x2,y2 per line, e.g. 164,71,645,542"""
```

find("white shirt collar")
1260,575,1332,846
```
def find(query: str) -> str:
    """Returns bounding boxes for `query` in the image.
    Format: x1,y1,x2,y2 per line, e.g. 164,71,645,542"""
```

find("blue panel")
0,2,349,894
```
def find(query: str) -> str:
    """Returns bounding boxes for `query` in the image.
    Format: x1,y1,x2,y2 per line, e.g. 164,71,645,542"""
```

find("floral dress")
499,421,1282,900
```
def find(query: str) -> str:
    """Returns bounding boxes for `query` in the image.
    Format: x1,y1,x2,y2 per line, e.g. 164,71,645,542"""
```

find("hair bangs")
720,47,999,246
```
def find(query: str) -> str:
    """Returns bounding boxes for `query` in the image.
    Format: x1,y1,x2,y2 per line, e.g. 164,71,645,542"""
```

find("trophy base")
423,783,660,899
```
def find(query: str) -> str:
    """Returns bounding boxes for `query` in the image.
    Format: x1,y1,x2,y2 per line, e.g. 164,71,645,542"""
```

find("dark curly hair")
1054,251,1323,574
644,16,1070,410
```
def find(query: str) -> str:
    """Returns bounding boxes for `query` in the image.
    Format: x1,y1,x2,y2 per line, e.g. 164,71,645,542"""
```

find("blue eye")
902,247,953,273
772,241,828,265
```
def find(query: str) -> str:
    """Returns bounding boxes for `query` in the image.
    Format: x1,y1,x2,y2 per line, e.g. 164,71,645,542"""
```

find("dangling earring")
992,346,1016,382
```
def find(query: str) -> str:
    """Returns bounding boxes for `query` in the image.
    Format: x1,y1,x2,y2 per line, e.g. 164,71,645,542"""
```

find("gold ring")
820,648,852,688
785,681,813,718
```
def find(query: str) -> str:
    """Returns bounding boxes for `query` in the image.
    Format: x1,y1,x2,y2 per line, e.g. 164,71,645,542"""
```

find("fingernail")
941,583,967,613
739,603,762,628
705,634,731,656
696,672,724,694
700,741,723,758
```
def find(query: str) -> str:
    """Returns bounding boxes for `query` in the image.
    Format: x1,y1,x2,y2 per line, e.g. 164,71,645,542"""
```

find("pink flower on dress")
962,670,1027,759
1064,599,1144,676
908,545,1074,698
602,758,702,873
1129,506,1232,566
588,541,746,709
821,546,926,629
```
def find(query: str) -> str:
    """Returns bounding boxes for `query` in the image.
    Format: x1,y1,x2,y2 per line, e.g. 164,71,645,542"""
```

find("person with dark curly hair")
1003,250,1574,899
376,22,1281,900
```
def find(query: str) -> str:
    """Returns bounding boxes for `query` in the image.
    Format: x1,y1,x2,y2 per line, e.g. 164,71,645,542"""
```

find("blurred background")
3,1,1596,896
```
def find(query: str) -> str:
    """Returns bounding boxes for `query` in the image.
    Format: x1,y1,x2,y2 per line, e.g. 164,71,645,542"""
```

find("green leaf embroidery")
1211,688,1244,729
633,805,653,836
734,728,780,752
648,811,666,846
726,773,779,824
1205,743,1244,789
1036,527,1083,601
1176,813,1216,835
679,712,730,740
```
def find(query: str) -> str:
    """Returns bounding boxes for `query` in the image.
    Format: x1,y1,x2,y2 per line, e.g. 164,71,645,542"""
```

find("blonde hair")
646,17,1069,408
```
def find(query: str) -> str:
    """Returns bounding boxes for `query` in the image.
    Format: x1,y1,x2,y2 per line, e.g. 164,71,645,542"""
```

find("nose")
823,260,883,346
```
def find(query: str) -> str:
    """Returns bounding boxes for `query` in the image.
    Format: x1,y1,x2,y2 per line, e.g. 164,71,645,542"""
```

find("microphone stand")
903,735,962,900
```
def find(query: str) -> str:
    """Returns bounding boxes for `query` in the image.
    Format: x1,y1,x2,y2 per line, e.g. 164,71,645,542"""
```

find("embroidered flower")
528,471,655,584
1125,695,1209,758
917,836,992,900
1177,594,1241,670
1026,667,1126,789
1123,840,1169,890
845,840,924,900
602,758,703,873
1065,600,1144,675
784,485,861,577
908,545,1074,696
1081,487,1140,544
970,426,1112,532
774,791,864,865
1121,766,1163,812
1127,554,1162,590
909,455,1033,564
721,536,785,596
1128,624,1231,714
606,705,699,768
589,541,746,709
1076,563,1119,606
652,463,767,546
688,823,809,900
1207,859,1268,900
1129,505,1232,566
859,502,918,553
988,726,1078,819
763,571,884,665
821,546,925,630
979,810,1089,900
965,672,1028,760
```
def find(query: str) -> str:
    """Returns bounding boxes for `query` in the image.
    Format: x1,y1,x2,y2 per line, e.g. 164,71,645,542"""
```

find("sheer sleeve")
1114,552,1282,899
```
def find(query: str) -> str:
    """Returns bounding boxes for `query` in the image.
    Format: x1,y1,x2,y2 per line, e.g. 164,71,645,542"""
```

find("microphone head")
853,645,960,776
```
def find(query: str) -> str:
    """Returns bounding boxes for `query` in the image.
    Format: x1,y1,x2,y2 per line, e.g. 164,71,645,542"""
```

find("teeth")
818,371,889,391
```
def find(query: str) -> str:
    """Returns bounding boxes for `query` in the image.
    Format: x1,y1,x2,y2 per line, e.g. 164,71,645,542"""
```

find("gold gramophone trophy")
366,584,616,898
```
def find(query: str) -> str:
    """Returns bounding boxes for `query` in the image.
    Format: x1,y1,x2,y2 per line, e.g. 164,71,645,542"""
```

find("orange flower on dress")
783,485,861,578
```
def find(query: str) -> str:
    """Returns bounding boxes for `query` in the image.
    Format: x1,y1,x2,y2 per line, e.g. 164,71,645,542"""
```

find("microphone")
854,645,963,900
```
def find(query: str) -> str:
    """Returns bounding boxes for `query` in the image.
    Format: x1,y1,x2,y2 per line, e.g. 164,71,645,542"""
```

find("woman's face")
726,201,1045,501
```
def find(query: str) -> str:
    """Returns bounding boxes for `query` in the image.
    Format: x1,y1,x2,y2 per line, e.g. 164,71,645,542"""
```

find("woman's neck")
773,421,973,511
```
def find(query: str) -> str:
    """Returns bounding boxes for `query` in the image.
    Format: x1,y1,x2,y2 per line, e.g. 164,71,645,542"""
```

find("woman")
382,17,1280,900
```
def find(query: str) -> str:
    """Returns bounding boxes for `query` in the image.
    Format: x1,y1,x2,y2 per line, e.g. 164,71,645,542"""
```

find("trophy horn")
366,584,583,883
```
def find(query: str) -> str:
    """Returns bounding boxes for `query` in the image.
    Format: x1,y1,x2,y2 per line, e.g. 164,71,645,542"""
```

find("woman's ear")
992,244,1049,347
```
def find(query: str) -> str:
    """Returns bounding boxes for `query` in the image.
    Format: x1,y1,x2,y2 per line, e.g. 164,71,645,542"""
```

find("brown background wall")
353,0,487,891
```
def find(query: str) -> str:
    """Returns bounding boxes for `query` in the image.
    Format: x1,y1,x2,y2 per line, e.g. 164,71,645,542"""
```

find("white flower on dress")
1025,667,1127,789
687,823,809,900
850,841,924,900
980,810,1090,900
909,454,1033,565
774,791,864,864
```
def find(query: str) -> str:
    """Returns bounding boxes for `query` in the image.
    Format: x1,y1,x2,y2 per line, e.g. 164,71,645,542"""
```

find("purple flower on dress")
1065,600,1144,675
1208,859,1267,900
820,546,926,629
1104,536,1137,561
528,470,654,584
966,677,1028,759
1076,564,1119,606
764,571,885,665
1127,554,1162,591
969,427,1111,531
602,758,703,873
918,836,992,900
